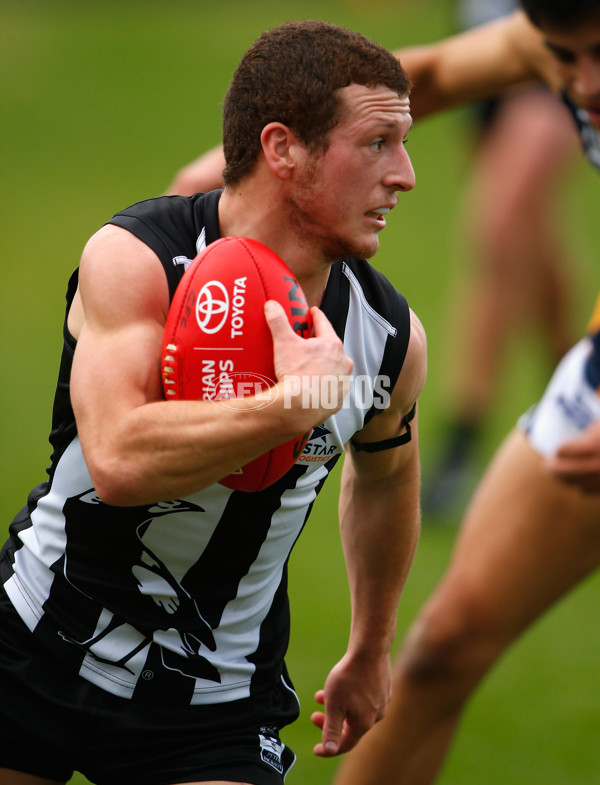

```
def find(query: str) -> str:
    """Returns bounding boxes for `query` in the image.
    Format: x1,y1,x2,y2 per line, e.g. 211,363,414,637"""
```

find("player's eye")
546,43,576,64
369,139,385,152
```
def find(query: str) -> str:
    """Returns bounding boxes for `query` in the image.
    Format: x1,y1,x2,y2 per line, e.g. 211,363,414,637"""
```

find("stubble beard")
286,166,379,262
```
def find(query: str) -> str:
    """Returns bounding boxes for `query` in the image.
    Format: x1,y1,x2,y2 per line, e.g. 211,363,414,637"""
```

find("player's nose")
385,143,415,192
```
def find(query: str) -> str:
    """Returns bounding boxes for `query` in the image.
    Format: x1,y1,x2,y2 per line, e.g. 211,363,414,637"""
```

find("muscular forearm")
80,383,310,506
339,454,421,657
310,452,421,757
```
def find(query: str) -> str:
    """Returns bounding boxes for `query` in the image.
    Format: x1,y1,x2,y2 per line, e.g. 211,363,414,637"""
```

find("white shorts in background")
518,337,600,457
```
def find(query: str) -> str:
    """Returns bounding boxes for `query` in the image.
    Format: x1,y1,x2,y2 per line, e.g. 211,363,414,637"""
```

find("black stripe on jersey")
0,504,32,580
201,189,223,246
33,552,112,676
341,259,411,427
363,292,410,427
247,453,341,696
131,639,220,704
133,464,312,702
181,464,310,628
46,269,79,484
320,261,350,339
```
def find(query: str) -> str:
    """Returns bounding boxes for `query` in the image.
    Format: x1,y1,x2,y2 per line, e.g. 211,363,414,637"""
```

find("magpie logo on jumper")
259,730,285,774
299,424,341,463
58,492,221,685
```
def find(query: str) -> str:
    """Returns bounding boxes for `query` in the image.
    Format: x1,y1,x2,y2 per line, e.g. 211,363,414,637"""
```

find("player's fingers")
264,299,288,321
310,710,325,730
580,477,600,494
309,306,338,337
318,704,346,757
310,691,326,731
554,441,596,459
552,468,600,493
264,300,295,340
335,718,370,754
553,425,600,459
309,307,353,379
547,454,600,476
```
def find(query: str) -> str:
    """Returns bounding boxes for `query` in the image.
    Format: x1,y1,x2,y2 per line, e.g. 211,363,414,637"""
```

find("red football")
161,236,313,492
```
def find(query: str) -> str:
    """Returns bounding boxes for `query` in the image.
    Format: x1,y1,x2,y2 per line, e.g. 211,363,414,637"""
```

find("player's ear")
260,123,301,180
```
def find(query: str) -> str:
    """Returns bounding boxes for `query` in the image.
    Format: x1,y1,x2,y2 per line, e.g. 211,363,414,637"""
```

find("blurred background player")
331,3,600,784
421,0,579,516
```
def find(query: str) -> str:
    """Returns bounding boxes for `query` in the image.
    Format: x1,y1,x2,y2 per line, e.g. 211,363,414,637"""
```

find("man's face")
543,20,600,127
285,83,415,262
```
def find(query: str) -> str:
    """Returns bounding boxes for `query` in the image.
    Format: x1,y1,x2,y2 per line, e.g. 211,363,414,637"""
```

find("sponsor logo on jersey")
299,424,341,463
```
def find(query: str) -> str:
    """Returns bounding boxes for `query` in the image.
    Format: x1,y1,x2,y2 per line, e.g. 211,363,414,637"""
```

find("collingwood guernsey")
0,190,411,708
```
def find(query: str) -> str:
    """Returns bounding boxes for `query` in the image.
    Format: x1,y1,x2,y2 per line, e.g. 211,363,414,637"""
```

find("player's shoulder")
103,190,223,299
504,11,563,90
107,192,206,230
405,308,427,383
340,257,409,332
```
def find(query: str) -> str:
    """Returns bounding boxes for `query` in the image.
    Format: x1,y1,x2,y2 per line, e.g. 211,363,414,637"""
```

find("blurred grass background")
1,1,600,783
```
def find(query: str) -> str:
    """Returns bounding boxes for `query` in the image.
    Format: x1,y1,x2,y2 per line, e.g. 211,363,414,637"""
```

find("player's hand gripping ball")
161,237,313,492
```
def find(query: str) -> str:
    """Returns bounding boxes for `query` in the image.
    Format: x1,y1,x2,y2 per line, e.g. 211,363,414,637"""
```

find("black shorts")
0,584,297,785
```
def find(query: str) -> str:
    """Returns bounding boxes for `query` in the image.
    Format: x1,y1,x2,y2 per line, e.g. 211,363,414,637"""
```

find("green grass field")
2,1,600,783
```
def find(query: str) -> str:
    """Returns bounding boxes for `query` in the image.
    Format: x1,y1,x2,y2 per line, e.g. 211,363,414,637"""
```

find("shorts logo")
196,281,229,334
259,731,285,774
557,393,595,429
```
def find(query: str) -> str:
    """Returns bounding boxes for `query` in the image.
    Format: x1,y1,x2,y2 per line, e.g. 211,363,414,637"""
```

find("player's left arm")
311,309,426,757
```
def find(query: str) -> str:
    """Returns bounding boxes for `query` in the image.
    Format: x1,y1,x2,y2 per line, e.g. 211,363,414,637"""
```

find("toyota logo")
196,281,229,334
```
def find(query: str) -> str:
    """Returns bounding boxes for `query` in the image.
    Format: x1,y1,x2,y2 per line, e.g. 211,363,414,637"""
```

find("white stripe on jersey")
7,438,93,631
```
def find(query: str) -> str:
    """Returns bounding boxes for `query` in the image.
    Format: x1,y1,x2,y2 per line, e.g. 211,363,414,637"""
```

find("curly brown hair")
222,20,411,187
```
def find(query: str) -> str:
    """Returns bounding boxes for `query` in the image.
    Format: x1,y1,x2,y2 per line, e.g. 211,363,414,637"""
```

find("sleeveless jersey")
0,190,412,708
563,92,600,174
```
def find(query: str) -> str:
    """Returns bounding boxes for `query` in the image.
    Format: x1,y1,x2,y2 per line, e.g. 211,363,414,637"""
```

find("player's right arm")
69,225,351,507
164,144,226,196
395,10,561,120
